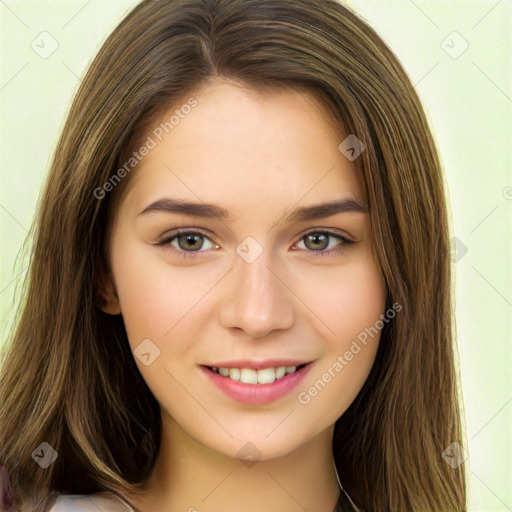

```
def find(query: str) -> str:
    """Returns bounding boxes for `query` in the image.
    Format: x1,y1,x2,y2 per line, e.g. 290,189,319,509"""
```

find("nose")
219,249,296,338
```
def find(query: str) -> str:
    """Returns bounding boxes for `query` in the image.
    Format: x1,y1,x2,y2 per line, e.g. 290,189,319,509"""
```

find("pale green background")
1,1,511,510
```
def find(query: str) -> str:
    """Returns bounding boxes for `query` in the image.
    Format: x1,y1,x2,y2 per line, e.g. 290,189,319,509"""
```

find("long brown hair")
0,0,466,510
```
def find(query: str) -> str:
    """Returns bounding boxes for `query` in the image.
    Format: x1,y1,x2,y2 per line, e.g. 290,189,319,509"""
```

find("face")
105,81,386,461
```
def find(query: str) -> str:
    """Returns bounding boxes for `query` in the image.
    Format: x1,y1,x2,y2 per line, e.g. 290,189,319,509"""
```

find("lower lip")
200,364,312,405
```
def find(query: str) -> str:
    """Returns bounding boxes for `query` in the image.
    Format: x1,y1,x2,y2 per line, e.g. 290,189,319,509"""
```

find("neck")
128,411,340,512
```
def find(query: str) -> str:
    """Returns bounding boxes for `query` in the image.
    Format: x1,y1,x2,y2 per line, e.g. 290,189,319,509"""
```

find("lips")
200,360,313,405
208,364,306,384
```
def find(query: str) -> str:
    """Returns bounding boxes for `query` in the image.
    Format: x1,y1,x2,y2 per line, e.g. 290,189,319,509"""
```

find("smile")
201,361,313,405
210,365,304,384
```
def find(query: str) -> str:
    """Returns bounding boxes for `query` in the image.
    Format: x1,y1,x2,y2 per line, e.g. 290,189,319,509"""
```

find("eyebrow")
138,197,368,222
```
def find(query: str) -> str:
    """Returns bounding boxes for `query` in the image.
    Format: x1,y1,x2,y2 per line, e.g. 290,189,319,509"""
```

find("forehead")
119,81,364,217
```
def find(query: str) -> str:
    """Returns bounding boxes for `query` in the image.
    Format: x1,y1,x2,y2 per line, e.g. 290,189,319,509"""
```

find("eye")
155,229,219,259
155,228,354,259
293,230,354,257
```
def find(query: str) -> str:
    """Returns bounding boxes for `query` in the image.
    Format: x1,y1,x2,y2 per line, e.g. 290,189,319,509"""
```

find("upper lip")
203,359,312,370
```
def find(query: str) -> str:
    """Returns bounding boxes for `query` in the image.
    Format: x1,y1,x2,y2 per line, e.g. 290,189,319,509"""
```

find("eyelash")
154,228,354,260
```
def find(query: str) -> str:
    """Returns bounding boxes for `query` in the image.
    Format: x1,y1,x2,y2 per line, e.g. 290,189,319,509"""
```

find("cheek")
111,240,206,348
295,254,386,421
301,253,386,346
330,256,386,374
336,261,386,340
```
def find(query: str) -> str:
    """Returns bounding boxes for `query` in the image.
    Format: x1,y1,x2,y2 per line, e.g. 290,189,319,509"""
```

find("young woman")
0,0,467,511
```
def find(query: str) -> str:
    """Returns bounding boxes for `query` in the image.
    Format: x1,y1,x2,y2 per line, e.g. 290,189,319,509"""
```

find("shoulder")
49,492,133,511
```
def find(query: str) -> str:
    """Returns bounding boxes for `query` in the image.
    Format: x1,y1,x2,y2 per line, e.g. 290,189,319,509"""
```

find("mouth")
206,363,309,384
200,361,313,405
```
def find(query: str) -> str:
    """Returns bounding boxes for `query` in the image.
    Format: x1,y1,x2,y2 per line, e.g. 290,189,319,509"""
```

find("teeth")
229,368,240,381
275,366,286,379
257,368,275,384
212,365,302,384
240,368,258,384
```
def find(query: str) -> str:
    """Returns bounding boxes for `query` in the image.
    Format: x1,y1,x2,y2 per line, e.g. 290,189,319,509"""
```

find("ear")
94,258,122,316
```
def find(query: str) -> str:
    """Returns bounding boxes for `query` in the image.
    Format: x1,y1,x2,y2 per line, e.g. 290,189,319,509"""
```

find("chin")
200,421,321,462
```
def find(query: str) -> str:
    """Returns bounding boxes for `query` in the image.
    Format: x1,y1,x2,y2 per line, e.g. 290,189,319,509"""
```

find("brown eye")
304,233,330,251
176,233,205,251
294,230,354,257
155,229,218,259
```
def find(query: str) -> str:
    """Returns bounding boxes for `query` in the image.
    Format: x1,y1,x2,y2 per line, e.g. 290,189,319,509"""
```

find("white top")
49,492,134,511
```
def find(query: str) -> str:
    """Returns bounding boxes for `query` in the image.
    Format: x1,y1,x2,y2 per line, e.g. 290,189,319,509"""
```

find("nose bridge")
220,237,295,337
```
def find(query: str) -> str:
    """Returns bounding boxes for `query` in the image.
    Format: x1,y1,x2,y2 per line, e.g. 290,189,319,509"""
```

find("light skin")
100,79,386,512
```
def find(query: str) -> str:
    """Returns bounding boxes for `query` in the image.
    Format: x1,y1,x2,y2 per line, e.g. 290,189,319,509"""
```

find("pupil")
176,233,329,252
180,234,202,251
307,233,328,251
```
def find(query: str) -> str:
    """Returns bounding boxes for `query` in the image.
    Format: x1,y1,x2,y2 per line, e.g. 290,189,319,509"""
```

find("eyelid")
299,227,354,243
155,226,354,243
154,226,355,257
155,227,217,245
